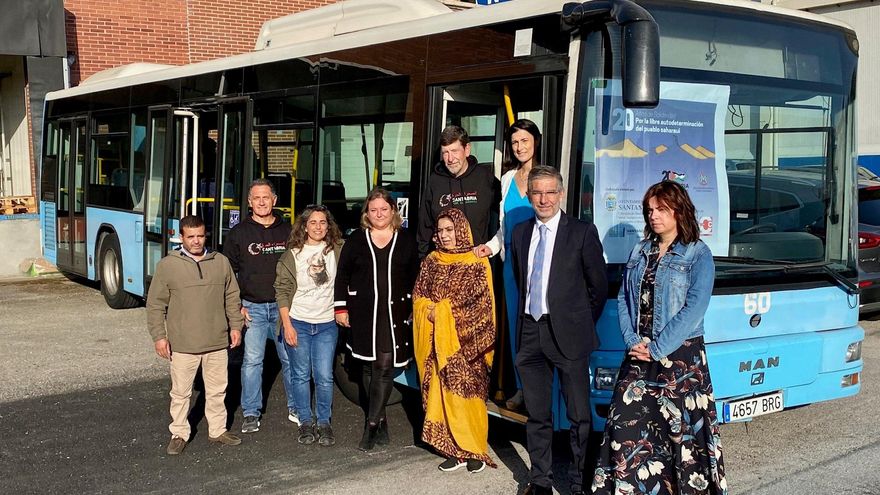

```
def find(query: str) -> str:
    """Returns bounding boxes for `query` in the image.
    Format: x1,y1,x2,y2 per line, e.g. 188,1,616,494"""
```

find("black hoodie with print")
417,155,499,258
223,213,292,303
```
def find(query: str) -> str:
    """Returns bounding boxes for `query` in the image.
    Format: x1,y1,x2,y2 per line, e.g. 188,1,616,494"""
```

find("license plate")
722,391,783,422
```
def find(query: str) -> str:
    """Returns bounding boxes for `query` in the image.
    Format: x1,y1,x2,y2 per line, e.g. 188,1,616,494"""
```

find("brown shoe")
166,435,187,455
208,431,242,446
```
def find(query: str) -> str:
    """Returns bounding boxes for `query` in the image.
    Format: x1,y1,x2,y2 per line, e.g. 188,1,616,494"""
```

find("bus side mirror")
563,0,660,108
621,18,659,108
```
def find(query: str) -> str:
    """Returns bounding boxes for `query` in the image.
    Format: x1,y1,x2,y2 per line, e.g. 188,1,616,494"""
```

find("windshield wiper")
719,259,858,295
714,256,794,266
782,261,859,295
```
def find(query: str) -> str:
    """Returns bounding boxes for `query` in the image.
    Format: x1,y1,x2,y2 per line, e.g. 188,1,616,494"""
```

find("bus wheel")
333,349,402,406
99,233,139,309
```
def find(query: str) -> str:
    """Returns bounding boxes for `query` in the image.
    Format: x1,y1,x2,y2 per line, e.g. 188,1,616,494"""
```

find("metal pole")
179,116,188,218
0,83,7,197
191,114,199,216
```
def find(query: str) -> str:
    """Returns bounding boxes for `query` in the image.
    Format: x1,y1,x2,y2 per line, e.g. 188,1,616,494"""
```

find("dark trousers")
515,315,591,492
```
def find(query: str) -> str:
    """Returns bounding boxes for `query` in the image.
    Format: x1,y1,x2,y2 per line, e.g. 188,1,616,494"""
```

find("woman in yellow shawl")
413,208,496,473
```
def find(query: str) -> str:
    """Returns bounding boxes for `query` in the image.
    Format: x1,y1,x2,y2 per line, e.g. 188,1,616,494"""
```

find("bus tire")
99,233,140,309
333,348,402,406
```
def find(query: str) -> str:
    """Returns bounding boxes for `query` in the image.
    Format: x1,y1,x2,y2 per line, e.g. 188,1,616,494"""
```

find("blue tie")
529,224,547,319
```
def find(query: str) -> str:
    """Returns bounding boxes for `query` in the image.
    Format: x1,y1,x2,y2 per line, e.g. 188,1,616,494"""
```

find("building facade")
0,0,337,276
773,0,880,173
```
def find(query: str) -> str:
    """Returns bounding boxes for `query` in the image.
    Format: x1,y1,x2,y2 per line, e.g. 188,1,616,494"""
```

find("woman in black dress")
592,181,728,495
334,187,418,451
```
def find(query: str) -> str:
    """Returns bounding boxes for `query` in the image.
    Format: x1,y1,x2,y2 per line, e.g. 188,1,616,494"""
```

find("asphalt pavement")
1,276,879,494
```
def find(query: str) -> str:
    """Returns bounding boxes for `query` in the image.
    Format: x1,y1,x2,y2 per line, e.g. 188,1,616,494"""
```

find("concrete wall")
0,55,32,197
0,216,43,277
773,0,880,170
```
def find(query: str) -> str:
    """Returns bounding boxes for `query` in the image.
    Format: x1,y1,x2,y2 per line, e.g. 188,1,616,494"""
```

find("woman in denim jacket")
592,181,728,495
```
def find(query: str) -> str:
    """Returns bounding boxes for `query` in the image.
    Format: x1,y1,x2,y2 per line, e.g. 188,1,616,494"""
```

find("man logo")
751,373,765,386
739,356,779,372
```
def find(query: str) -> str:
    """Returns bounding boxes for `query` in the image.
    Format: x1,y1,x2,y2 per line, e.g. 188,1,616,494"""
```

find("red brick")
63,0,338,84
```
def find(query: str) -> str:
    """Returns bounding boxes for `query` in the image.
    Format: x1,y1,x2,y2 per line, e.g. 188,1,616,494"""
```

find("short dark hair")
180,215,205,233
439,125,470,148
527,165,563,192
642,181,701,244
248,178,276,197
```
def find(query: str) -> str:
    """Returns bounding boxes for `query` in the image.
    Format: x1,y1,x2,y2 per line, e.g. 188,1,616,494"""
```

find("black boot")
376,418,389,446
358,421,379,451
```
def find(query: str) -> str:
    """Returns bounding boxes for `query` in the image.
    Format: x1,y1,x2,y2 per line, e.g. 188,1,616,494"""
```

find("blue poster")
594,82,730,263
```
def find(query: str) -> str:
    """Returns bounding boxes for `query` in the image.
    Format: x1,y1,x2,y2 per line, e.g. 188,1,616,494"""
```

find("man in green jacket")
147,215,245,455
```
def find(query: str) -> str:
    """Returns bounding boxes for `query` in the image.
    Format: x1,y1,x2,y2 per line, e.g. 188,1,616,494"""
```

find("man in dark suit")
511,165,608,495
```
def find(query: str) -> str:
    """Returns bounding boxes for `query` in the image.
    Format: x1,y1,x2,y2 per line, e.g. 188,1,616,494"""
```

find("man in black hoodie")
224,179,295,434
418,125,499,258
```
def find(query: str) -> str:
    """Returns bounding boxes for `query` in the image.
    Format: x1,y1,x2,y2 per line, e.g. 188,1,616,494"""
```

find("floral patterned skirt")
591,337,728,495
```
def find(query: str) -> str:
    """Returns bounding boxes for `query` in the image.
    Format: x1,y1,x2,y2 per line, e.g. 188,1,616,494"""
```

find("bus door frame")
215,97,253,252
55,115,89,276
143,105,208,284
424,73,565,188
421,71,566,423
143,106,173,286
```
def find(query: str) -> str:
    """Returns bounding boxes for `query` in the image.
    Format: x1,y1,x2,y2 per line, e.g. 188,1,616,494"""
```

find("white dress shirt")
525,209,562,316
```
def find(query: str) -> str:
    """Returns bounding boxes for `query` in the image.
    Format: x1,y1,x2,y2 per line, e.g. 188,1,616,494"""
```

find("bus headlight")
845,342,862,363
594,368,618,390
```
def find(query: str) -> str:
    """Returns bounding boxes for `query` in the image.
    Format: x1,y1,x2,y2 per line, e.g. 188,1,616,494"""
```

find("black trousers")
515,315,591,492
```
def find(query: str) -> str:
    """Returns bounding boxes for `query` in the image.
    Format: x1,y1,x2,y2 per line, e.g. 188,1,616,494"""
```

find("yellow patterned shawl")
413,208,496,465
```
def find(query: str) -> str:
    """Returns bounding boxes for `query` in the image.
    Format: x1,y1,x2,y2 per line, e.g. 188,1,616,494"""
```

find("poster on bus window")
593,81,730,263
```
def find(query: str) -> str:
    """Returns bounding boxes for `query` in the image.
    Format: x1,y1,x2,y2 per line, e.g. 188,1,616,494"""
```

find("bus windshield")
577,3,858,285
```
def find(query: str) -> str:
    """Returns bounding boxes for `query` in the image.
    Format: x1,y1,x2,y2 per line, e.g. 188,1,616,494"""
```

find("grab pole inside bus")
172,109,200,216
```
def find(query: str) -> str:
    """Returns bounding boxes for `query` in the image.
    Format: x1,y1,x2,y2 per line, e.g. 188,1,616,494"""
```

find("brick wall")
63,0,337,85
186,0,336,63
64,0,189,85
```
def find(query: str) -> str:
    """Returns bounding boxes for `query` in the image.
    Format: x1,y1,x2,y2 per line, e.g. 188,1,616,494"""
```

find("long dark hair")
287,205,343,254
641,181,701,244
501,118,542,175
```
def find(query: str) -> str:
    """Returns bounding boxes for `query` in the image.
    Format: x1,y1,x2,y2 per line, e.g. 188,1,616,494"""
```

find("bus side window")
318,79,413,234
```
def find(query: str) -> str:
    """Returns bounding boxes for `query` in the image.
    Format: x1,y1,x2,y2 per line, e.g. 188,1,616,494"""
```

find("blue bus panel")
40,201,57,265
590,286,863,430
85,208,145,296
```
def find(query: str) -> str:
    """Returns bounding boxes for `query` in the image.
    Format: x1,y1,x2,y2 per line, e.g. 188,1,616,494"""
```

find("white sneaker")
288,408,301,426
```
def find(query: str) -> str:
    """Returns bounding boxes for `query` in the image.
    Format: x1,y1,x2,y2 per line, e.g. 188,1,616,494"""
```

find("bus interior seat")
322,180,349,225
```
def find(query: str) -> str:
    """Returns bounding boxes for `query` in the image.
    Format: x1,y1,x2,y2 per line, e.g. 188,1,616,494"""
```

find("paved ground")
1,276,879,494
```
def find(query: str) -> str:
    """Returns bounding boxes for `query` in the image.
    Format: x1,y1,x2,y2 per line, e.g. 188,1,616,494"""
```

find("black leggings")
365,351,395,424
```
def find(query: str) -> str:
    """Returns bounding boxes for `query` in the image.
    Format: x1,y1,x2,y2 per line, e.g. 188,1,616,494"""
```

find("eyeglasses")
528,190,561,198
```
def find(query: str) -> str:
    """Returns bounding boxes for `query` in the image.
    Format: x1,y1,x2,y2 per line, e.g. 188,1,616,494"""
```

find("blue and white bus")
40,0,862,428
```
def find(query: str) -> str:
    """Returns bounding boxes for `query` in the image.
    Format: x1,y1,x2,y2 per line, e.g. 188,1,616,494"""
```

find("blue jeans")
241,300,295,418
286,318,338,425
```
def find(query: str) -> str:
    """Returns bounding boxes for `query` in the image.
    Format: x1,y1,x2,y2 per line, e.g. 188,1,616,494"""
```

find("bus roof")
47,0,854,102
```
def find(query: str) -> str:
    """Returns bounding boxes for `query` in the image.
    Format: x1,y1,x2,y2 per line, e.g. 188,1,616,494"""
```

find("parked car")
726,167,880,314
858,180,880,314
